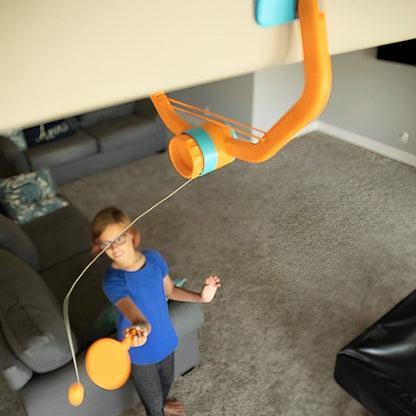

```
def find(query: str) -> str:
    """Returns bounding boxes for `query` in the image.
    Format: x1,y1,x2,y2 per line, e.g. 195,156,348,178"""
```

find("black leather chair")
335,289,416,415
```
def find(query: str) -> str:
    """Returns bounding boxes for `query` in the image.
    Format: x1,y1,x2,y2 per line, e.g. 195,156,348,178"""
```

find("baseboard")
309,121,416,167
295,120,320,137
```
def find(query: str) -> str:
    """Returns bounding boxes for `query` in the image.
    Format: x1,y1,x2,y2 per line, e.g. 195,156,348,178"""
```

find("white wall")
320,48,416,153
252,61,304,132
252,48,416,156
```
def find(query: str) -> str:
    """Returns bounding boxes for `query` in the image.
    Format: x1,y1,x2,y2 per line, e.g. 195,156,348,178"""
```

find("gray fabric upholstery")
18,350,141,416
85,115,158,152
41,252,111,350
173,331,201,378
0,137,30,177
17,303,204,416
0,214,39,271
0,329,33,391
0,99,167,185
21,205,91,272
0,249,75,373
77,102,136,128
48,137,165,183
169,301,204,338
26,130,97,171
169,302,204,377
134,98,158,119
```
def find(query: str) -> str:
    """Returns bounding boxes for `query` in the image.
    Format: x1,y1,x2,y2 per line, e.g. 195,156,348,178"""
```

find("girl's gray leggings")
130,352,174,416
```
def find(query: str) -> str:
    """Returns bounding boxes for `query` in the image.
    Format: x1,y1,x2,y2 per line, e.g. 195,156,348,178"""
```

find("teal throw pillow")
0,169,68,224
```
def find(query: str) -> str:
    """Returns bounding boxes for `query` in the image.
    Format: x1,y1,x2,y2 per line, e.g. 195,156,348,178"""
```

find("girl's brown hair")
90,206,140,255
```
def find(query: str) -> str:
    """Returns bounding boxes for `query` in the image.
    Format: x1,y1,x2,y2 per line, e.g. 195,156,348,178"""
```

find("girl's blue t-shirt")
102,250,178,365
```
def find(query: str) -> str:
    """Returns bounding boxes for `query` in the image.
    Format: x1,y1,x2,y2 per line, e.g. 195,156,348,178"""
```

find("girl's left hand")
200,275,221,303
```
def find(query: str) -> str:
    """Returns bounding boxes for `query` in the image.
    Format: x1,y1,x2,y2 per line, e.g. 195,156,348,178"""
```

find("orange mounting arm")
151,92,193,134
151,0,332,178
225,0,332,162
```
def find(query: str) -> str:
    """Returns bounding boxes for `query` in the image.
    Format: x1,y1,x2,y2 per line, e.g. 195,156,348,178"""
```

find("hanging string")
168,97,266,142
63,177,194,384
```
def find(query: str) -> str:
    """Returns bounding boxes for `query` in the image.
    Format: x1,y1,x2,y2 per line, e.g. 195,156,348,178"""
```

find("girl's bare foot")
164,398,185,415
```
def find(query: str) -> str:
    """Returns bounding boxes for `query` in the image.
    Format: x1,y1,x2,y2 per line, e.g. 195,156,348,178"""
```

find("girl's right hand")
124,322,151,347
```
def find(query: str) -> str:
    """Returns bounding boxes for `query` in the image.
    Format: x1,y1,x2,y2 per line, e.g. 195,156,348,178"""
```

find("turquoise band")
255,0,297,27
185,127,218,176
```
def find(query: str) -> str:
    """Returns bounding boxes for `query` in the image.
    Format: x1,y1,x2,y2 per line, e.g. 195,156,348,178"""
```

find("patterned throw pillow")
0,169,68,224
23,118,78,148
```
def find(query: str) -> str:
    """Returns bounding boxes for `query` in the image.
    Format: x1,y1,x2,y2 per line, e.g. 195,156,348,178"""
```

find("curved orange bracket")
151,0,332,177
226,0,332,163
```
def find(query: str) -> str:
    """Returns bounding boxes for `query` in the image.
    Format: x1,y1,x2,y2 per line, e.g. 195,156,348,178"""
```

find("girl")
91,207,221,416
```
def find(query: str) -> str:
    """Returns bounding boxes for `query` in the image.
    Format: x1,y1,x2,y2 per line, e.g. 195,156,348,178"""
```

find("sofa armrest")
0,137,30,178
168,301,204,338
0,214,39,271
0,328,33,391
0,248,76,374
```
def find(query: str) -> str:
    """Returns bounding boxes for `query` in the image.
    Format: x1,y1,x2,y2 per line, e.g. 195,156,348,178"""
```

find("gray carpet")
61,132,416,416
0,370,27,416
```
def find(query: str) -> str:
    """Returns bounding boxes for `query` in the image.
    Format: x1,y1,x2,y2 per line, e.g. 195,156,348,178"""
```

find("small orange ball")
68,382,84,406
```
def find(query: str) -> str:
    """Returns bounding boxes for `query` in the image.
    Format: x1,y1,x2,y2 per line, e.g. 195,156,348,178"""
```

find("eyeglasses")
99,233,127,250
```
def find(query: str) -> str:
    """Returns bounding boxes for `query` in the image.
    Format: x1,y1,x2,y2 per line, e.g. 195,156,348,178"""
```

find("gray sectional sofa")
0,98,168,184
0,101,205,415
0,202,204,416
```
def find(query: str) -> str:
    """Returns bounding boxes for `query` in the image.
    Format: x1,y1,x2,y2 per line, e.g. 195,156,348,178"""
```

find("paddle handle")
121,326,149,349
121,335,133,350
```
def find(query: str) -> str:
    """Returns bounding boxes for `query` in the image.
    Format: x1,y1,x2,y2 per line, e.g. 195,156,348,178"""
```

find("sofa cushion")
21,204,92,272
78,102,135,128
0,248,75,373
0,213,39,270
0,328,33,391
134,98,157,119
41,251,111,350
0,169,68,225
23,118,79,148
85,115,157,152
0,137,31,179
26,130,97,171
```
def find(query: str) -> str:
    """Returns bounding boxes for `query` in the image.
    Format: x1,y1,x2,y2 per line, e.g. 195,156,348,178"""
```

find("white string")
63,177,194,384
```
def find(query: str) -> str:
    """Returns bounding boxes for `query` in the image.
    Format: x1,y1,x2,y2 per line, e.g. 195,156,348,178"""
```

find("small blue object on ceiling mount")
255,0,298,27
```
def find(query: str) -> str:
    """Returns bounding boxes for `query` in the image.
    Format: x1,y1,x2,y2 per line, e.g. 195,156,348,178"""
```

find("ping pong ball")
68,382,84,406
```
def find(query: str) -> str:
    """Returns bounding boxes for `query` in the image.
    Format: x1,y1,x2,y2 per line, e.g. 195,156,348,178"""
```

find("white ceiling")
0,0,415,131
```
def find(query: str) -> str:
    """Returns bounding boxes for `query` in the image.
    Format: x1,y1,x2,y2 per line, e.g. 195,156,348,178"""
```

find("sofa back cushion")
77,102,135,128
0,213,39,270
0,248,76,373
21,204,92,273
23,118,79,148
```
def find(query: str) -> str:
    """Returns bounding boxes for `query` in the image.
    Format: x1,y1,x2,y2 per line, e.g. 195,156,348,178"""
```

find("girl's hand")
124,322,151,347
200,275,221,303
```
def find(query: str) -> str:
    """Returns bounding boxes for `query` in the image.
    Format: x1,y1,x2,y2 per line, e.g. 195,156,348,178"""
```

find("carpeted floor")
61,132,416,416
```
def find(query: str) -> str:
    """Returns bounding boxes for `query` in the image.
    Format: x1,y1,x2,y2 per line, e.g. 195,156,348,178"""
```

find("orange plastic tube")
151,0,332,176
225,0,332,163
